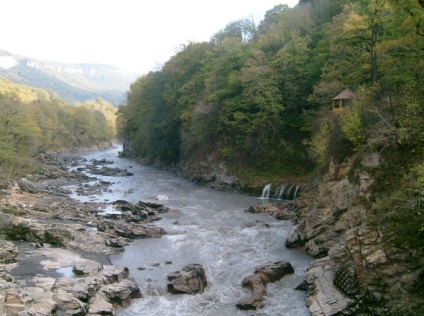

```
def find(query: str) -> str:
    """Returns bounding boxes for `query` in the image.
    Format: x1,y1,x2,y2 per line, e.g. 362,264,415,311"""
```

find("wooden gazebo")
332,88,357,113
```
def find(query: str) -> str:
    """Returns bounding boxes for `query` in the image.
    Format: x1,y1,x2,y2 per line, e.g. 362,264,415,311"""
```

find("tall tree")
211,19,256,44
272,30,312,111
240,50,284,156
339,0,392,84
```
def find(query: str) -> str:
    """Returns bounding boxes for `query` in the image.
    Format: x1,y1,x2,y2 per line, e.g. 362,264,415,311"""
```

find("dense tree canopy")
0,80,115,179
117,1,424,254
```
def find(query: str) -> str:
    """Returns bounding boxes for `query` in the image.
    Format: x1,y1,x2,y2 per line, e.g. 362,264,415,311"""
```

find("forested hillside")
118,1,424,313
0,80,115,180
0,50,137,106
118,0,423,186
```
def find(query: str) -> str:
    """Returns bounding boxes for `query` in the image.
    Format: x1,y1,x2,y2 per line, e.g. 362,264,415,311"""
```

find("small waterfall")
293,185,300,199
260,183,272,199
259,183,300,200
286,185,294,200
275,184,287,200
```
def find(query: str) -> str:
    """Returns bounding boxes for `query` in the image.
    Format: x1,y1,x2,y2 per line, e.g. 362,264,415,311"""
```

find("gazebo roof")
332,88,357,100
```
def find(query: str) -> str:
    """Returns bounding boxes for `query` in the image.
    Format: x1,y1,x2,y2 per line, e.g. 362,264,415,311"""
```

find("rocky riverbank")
0,153,174,315
9,146,422,316
285,155,424,315
122,135,244,192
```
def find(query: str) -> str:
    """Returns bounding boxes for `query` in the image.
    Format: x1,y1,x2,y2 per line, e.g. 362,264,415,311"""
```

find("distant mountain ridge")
0,50,137,106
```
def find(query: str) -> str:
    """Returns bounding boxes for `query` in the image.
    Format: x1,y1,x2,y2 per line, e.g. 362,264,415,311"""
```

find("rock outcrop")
0,258,141,315
111,199,171,222
0,151,176,316
236,261,294,310
0,241,18,264
121,133,241,191
245,203,296,220
287,155,424,315
299,257,354,315
87,166,134,177
97,219,166,239
167,264,207,295
17,178,39,194
177,156,239,191
1,215,124,256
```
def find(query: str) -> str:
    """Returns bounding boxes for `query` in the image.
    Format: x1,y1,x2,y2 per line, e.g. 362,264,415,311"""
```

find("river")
67,145,312,316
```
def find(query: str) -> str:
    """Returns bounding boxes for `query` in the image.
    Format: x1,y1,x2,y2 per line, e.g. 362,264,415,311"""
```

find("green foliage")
414,164,424,234
372,158,424,249
306,115,336,164
116,3,424,283
118,0,424,200
340,102,366,150
80,97,117,135
212,19,256,43
371,86,424,247
258,4,290,34
0,79,59,103
397,87,424,147
0,80,115,181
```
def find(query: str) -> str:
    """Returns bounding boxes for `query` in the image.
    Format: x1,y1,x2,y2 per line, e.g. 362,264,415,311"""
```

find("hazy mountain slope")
0,50,137,106
0,78,60,103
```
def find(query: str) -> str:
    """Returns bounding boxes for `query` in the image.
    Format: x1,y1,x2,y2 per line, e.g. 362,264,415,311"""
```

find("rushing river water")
67,145,312,316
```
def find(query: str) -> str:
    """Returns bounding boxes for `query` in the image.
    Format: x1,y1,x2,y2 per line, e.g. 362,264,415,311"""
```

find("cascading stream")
66,145,312,316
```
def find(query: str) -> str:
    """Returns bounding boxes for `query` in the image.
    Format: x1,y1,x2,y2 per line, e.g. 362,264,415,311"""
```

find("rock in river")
167,264,207,295
236,261,294,310
245,203,296,220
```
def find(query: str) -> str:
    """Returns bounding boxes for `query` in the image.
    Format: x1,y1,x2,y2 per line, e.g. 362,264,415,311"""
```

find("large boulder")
88,295,114,315
255,260,295,282
236,261,294,310
236,273,267,310
105,237,127,248
52,277,100,303
2,290,26,315
98,265,129,284
245,203,296,220
88,166,133,177
2,287,57,315
73,260,103,277
97,220,166,239
0,240,19,264
167,264,207,295
53,293,87,315
109,200,172,223
100,278,142,304
17,178,39,194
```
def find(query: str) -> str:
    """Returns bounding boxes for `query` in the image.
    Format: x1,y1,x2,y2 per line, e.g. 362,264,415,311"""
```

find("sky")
2,0,298,75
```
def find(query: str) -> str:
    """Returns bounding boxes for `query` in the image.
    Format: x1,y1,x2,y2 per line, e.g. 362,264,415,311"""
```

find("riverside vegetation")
0,0,423,315
117,0,424,314
0,79,116,181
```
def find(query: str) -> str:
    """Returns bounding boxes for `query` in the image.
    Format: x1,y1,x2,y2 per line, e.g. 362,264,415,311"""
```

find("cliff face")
176,154,240,192
287,153,424,315
121,136,240,191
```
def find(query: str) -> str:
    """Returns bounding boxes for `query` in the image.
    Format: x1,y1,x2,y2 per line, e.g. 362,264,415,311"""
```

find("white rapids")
65,145,312,316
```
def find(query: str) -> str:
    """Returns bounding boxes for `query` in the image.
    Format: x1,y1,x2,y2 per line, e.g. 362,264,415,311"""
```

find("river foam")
67,145,312,316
